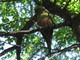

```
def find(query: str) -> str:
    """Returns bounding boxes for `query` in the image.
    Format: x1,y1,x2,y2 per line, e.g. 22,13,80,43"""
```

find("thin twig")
0,40,20,47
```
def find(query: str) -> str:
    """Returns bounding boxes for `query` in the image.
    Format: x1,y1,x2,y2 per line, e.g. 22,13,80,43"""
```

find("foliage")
0,0,80,60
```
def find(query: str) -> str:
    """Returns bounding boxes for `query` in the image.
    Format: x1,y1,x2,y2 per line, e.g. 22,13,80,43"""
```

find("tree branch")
0,40,20,46
47,43,80,56
0,45,20,56
15,13,37,60
0,22,70,36
0,0,15,2
42,0,72,23
63,0,71,10
38,43,80,59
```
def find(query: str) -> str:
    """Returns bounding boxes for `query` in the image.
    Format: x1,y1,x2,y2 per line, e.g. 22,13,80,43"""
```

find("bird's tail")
41,28,53,54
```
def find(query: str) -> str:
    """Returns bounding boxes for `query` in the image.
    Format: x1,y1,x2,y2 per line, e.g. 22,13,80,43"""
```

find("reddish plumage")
38,17,53,54
36,6,53,54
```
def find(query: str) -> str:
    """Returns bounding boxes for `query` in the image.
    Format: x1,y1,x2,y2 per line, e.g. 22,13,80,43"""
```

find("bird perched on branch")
35,6,53,54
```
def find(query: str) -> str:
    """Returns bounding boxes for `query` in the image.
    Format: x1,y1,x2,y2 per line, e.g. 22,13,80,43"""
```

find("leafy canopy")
0,0,80,60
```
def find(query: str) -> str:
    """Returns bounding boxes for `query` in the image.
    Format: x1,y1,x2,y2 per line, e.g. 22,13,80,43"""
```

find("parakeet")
36,6,53,54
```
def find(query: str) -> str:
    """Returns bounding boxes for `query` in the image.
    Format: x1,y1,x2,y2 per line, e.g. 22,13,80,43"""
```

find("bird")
36,6,53,54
